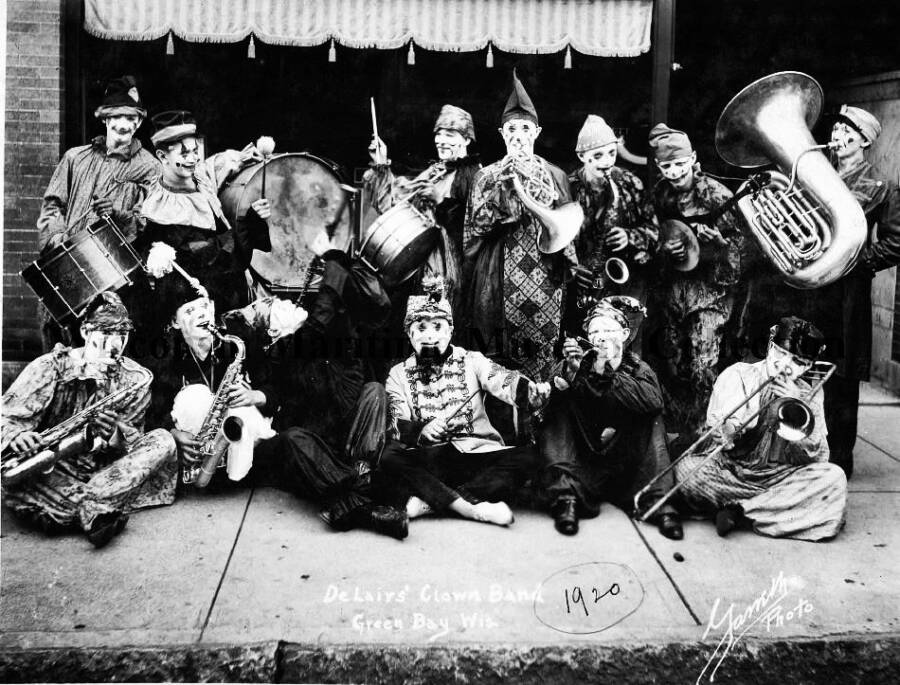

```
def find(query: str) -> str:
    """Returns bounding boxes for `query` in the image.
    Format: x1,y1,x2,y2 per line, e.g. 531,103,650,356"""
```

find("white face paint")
765,341,813,380
434,128,469,161
81,329,130,365
500,118,541,159
157,136,200,184
104,113,141,152
830,122,868,162
408,317,453,360
586,314,628,366
578,143,619,182
657,153,696,191
173,296,215,347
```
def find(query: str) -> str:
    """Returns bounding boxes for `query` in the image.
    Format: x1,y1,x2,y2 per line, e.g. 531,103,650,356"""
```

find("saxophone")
178,330,248,488
1,362,153,487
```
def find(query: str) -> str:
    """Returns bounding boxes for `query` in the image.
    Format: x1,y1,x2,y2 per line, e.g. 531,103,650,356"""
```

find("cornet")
633,360,835,523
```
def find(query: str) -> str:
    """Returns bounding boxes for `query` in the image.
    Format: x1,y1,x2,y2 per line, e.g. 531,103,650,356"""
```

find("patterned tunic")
463,157,576,380
1,346,176,530
675,360,847,541
37,136,160,247
649,172,745,435
385,346,528,453
569,166,658,279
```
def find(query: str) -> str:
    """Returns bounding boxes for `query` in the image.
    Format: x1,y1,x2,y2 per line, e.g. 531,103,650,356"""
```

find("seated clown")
381,277,551,527
149,265,408,540
538,296,683,540
675,317,847,541
1,292,177,548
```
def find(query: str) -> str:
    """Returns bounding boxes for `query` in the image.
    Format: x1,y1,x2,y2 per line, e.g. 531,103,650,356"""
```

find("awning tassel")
328,38,336,63
165,31,174,56
486,43,494,68
564,45,572,69
248,35,256,59
407,42,416,66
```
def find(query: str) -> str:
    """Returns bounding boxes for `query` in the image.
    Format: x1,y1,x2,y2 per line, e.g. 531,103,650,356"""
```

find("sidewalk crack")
857,435,900,463
198,488,256,641
629,518,701,626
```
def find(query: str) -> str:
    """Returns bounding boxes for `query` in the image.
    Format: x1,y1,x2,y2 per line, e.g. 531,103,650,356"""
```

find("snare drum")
357,202,438,288
219,153,354,295
21,218,144,323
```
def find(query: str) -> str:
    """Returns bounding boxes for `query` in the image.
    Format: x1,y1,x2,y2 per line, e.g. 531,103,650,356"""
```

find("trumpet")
633,360,835,523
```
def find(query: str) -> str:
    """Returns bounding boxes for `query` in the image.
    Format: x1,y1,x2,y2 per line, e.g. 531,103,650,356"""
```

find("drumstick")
370,97,379,144
446,388,481,422
256,136,275,200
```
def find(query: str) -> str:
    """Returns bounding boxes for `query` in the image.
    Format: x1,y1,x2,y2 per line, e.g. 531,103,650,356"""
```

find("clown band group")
3,70,899,549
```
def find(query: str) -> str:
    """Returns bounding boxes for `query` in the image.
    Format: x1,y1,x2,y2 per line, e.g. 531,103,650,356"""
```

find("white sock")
470,501,514,526
406,496,434,519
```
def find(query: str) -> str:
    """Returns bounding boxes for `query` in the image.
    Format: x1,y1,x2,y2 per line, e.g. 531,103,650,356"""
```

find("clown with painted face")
538,296,683,541
136,111,273,322
2,291,177,548
675,316,848,541
464,70,578,384
747,105,900,480
644,123,746,439
382,277,550,528
36,76,162,349
365,104,481,316
568,115,659,309
38,76,160,253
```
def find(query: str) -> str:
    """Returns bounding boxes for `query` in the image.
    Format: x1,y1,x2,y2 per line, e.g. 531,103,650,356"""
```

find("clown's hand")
528,381,552,409
419,418,449,445
604,227,629,252
695,223,727,246
368,136,389,166
250,198,271,220
146,242,178,278
553,375,570,392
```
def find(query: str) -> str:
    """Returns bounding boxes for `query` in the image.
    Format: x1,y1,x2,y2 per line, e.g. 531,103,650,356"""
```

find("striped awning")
84,0,653,57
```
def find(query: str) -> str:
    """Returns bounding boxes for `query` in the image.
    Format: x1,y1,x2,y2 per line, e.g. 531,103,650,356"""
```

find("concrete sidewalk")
1,384,898,683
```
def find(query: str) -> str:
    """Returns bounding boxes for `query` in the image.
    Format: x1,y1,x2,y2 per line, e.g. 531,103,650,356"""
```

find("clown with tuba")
463,70,582,385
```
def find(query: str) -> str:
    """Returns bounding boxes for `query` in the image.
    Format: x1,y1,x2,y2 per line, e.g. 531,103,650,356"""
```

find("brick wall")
4,0,65,377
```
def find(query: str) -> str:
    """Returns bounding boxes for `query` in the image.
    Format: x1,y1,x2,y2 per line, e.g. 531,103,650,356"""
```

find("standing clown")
463,70,579,383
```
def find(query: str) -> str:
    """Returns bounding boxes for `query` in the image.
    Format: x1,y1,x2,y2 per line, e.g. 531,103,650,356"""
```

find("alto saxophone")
1,362,153,487
181,330,248,488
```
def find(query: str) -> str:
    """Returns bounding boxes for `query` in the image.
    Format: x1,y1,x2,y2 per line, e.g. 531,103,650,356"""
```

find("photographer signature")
697,571,812,683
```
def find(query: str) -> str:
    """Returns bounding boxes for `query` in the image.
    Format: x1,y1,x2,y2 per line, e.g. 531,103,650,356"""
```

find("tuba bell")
715,71,866,288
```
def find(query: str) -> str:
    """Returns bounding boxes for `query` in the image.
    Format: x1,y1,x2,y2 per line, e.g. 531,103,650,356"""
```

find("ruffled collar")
141,175,226,230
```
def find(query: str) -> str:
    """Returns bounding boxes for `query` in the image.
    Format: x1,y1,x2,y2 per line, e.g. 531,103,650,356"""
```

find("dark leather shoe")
363,505,409,540
715,506,741,538
553,496,579,536
657,513,683,540
86,512,129,549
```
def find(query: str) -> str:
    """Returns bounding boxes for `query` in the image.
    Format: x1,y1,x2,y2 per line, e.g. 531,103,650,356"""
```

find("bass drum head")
219,153,352,292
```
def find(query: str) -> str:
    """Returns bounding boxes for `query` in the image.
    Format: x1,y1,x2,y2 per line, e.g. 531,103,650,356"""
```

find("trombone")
633,360,835,523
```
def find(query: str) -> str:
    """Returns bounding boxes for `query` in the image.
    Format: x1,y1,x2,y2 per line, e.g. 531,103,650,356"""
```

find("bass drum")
219,153,354,294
